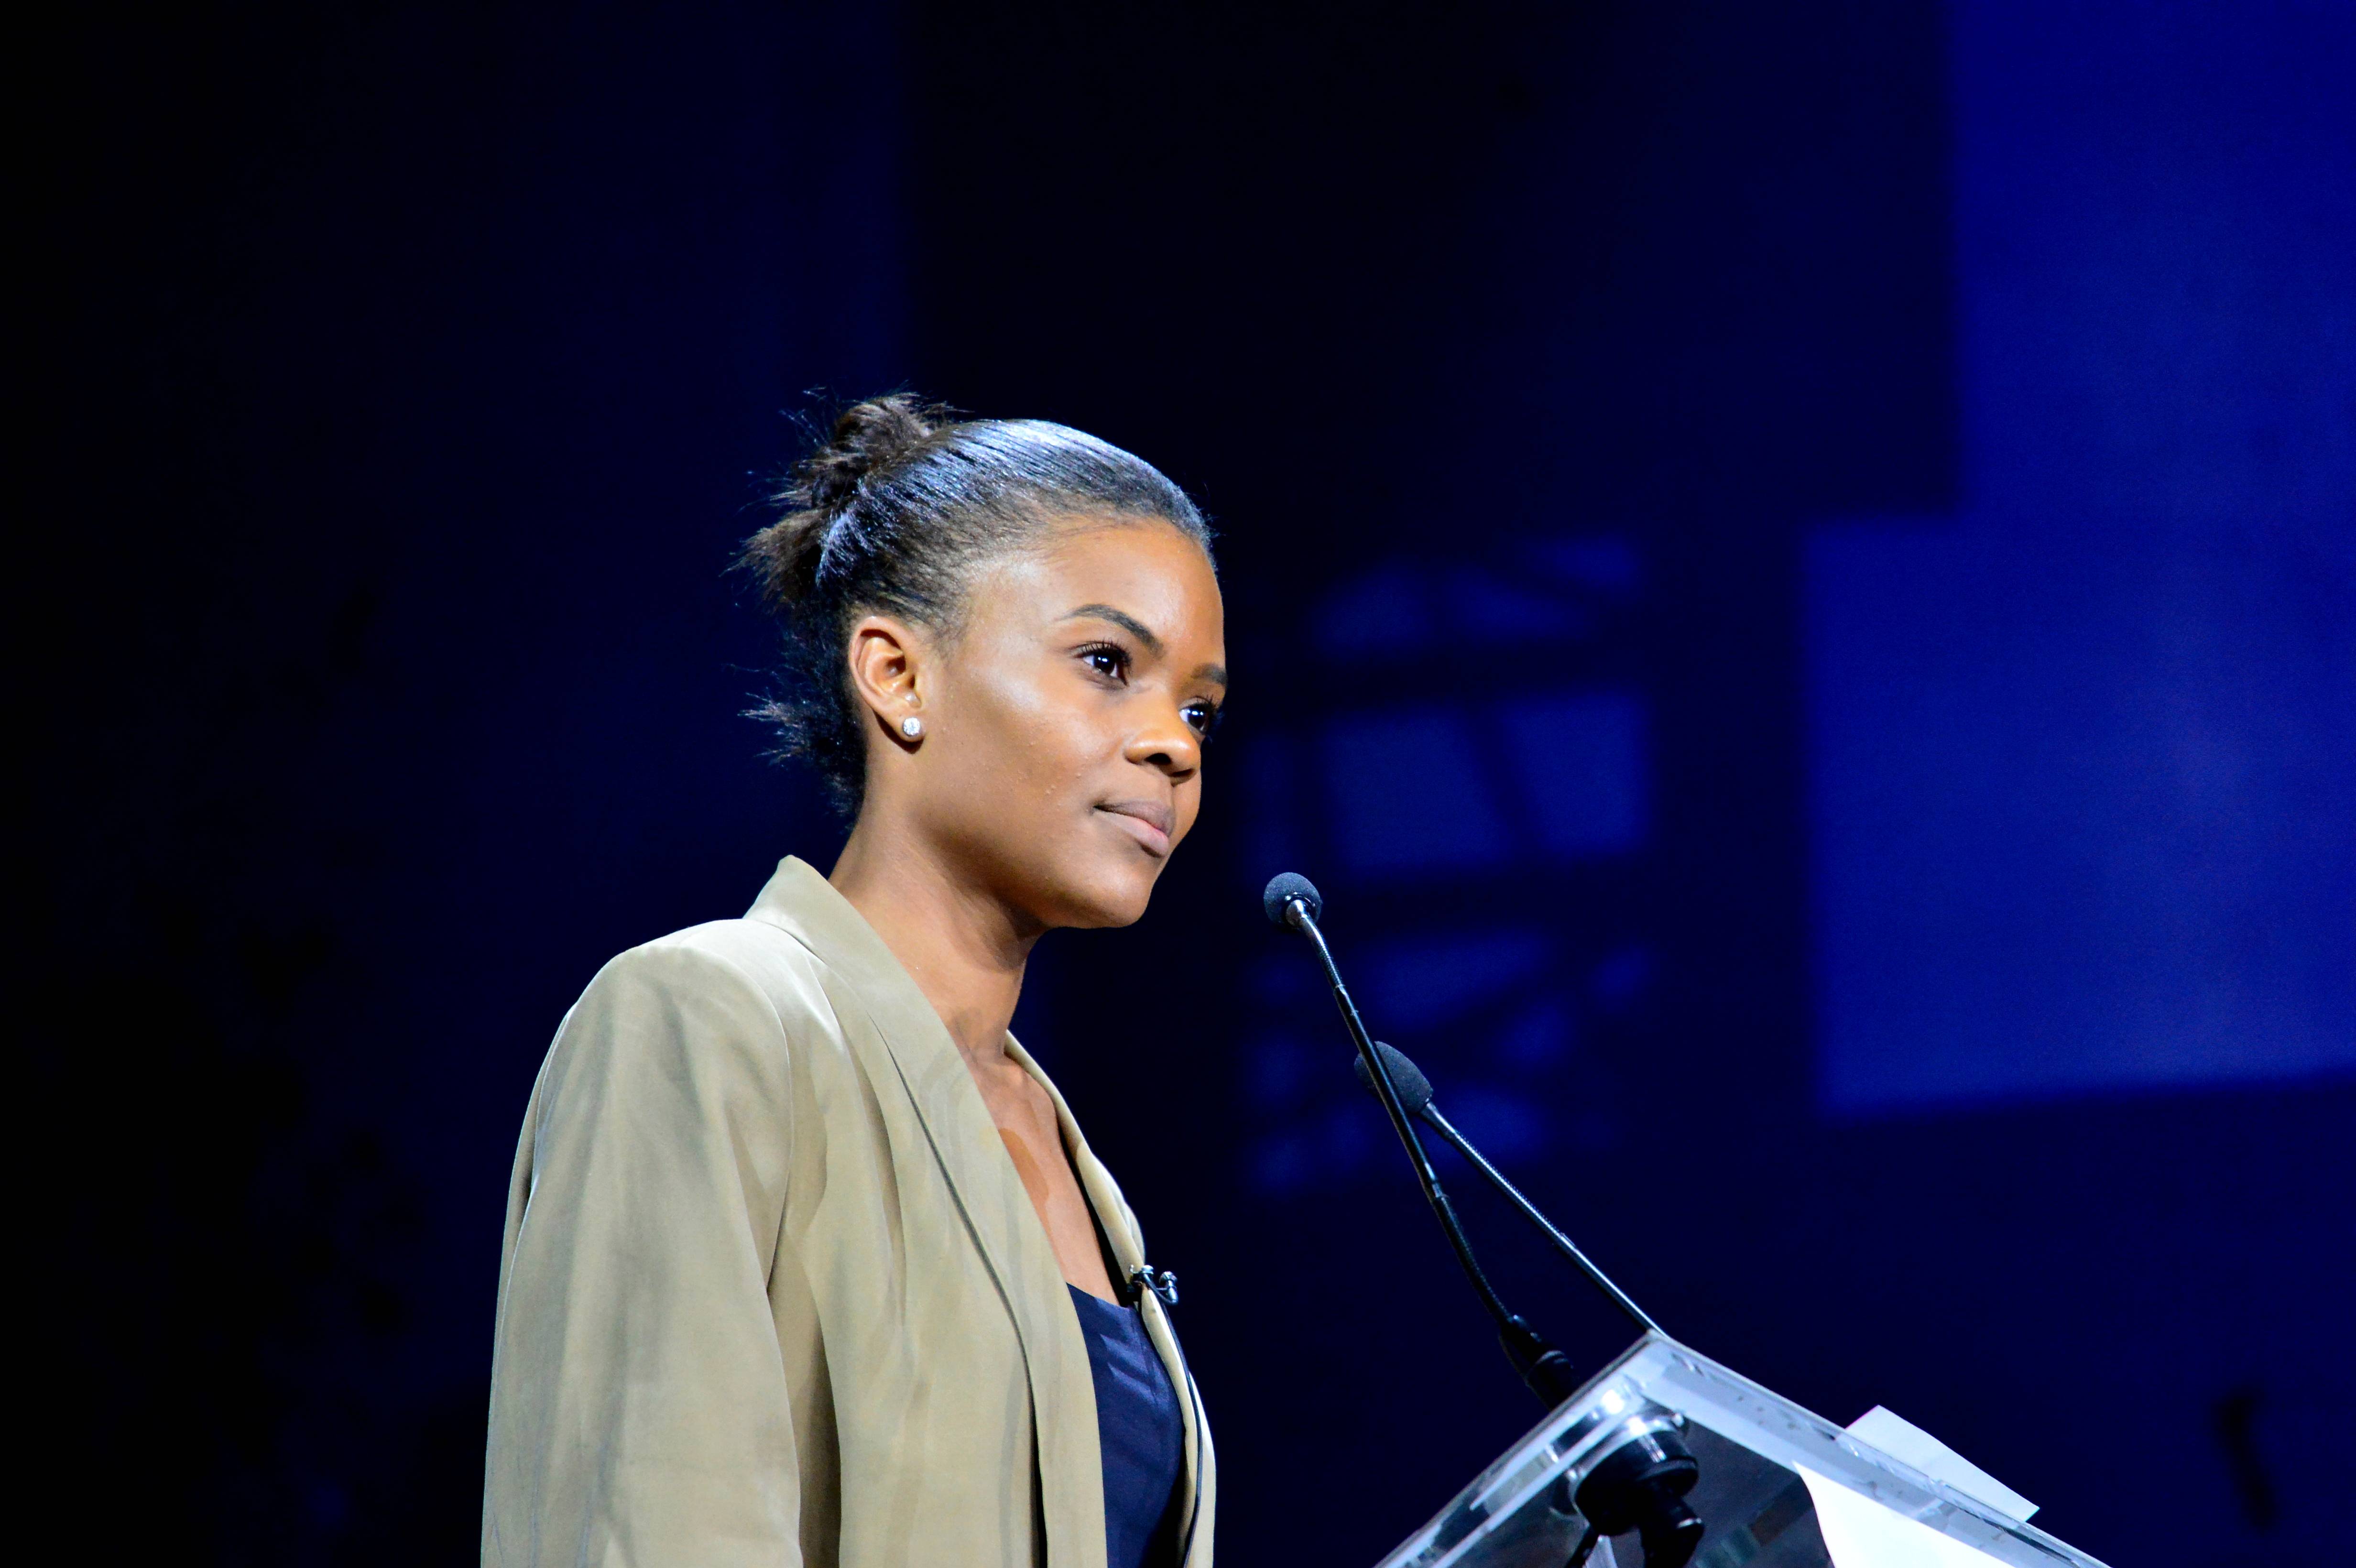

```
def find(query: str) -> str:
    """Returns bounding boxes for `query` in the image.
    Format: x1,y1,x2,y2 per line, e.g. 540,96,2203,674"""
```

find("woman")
483,397,1226,1568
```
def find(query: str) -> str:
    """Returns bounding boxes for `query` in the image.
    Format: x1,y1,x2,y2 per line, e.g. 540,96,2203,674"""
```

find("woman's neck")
828,816,1039,1067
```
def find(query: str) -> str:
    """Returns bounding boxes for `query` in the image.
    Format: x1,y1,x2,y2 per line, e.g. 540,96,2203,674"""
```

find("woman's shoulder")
574,915,847,1047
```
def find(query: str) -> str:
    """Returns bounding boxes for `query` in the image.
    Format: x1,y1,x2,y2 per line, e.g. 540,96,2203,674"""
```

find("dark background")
22,3,2352,1564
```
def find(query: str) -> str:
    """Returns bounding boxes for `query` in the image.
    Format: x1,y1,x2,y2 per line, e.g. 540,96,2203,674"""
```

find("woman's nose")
1124,705,1201,776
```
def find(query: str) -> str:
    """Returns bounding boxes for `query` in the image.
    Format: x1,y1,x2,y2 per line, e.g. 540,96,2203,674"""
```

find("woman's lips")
1097,801,1174,857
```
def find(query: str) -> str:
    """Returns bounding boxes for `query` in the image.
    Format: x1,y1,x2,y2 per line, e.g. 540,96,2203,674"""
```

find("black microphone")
1353,1043,1663,1338
1262,871,1321,931
1262,872,1580,1407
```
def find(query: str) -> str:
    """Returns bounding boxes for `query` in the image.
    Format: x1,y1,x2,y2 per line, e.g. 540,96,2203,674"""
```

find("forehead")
981,516,1224,644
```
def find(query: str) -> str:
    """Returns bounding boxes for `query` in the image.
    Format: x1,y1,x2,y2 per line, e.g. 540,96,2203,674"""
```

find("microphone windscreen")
1261,871,1323,929
1353,1041,1434,1117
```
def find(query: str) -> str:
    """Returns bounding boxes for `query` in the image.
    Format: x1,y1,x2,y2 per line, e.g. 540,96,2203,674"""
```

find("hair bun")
745,395,948,610
802,394,941,512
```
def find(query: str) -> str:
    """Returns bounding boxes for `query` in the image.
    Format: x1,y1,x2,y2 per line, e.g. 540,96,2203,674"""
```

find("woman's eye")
1183,701,1222,741
1082,645,1129,681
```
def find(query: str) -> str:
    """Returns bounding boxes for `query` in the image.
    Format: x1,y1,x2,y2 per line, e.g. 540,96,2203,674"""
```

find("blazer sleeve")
483,938,802,1568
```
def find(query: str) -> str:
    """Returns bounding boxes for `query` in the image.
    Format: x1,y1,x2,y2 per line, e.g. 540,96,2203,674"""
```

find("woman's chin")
1044,860,1161,930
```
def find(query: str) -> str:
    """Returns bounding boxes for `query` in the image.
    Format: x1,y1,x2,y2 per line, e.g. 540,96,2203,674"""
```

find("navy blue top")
1068,1284,1185,1568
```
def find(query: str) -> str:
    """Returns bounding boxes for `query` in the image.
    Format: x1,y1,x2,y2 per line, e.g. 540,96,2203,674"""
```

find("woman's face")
854,516,1227,931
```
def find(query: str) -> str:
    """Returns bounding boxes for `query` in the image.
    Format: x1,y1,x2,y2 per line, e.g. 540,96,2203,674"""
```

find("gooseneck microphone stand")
1267,872,1706,1568
1351,1042,1662,1338
1262,873,1580,1405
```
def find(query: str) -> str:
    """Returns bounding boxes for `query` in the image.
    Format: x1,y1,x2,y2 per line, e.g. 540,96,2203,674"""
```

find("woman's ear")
845,614,928,734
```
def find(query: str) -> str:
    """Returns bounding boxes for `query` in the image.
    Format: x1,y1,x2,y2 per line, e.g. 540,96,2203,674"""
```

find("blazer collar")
743,857,1104,1567
744,856,950,1050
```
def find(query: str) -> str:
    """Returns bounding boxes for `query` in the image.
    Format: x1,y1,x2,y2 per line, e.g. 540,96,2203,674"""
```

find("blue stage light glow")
1322,706,1513,877
1240,524,1650,1192
1806,0,2356,1117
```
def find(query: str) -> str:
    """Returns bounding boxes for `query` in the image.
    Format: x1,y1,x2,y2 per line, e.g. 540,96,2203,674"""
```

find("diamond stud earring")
900,716,925,740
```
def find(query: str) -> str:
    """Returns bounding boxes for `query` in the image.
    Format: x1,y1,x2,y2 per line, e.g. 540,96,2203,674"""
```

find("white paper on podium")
1845,1407,2037,1521
1798,1469,2009,1568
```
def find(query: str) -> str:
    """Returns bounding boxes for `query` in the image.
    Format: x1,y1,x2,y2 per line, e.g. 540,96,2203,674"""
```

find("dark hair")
742,394,1213,814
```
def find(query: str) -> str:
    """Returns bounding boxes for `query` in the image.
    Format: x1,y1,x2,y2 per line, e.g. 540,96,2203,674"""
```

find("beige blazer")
483,857,1215,1568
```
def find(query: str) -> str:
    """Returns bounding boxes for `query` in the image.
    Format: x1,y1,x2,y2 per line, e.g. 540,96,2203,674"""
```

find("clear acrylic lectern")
1373,1333,2109,1568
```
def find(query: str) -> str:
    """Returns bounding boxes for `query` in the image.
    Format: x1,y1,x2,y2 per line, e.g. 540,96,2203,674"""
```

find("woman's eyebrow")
1063,603,1225,686
1062,603,1164,656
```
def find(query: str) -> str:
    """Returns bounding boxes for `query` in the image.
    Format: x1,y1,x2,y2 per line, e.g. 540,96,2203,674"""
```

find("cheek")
957,665,1104,798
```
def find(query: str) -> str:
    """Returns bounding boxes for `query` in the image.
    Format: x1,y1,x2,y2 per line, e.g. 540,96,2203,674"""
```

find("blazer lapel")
745,859,1104,1568
1013,1039,1215,1568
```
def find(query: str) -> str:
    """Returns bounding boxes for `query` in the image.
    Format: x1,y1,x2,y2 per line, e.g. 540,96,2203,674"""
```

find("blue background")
22,3,2351,1564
